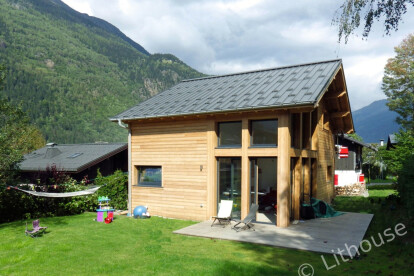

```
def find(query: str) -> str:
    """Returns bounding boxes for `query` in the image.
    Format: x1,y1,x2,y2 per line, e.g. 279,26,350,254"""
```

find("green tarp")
303,198,344,218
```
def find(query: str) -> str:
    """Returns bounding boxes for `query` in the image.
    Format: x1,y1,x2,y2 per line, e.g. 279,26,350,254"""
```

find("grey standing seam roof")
343,135,377,152
19,143,127,173
110,59,342,121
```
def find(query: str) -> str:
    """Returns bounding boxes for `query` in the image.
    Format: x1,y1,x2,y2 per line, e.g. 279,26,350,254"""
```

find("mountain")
0,0,204,143
352,99,400,143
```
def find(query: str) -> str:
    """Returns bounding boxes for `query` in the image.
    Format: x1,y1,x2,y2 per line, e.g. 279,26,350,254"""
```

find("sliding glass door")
217,158,241,219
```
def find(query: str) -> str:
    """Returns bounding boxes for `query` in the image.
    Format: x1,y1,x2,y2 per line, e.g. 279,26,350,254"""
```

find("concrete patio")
174,212,373,257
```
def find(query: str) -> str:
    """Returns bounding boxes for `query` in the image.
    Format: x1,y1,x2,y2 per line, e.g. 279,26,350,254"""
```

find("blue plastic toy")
133,206,147,218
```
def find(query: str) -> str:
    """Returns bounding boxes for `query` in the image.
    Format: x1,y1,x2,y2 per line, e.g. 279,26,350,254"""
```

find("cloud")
61,0,414,110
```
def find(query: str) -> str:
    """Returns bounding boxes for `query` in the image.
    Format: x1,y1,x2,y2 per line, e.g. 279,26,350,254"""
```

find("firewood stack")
335,183,367,196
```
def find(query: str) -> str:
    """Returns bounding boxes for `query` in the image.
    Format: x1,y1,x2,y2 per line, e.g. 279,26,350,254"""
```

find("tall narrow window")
218,121,242,147
137,166,162,187
251,119,278,146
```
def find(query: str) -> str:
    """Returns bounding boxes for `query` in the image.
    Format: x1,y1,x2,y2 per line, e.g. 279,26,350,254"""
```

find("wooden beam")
325,90,346,100
277,113,291,227
311,158,317,198
207,120,217,219
293,157,301,220
247,148,278,157
331,111,350,118
214,148,242,157
303,158,311,203
241,117,249,219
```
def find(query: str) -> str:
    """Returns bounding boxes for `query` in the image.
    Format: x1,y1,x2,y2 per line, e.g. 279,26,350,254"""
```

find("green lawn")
1,190,412,275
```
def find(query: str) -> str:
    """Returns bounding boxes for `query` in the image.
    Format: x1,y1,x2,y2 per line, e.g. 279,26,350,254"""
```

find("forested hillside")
0,0,204,143
353,99,399,143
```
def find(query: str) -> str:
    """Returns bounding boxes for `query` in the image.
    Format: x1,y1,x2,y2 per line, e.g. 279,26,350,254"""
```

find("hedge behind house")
0,170,127,223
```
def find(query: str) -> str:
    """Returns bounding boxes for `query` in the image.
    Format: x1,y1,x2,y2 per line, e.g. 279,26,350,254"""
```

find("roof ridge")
181,58,342,82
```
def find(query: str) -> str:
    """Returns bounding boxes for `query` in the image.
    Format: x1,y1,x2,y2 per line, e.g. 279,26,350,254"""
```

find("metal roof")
110,59,343,121
342,135,377,151
388,134,397,144
19,143,127,173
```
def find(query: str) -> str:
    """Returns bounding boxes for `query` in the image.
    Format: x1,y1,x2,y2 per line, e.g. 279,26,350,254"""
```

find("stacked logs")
335,183,367,196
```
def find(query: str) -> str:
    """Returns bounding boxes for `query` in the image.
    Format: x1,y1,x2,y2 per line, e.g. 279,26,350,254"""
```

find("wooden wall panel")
315,103,336,202
130,120,209,221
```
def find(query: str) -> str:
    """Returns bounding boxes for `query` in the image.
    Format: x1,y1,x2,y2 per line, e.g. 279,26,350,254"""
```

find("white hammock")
12,185,101,198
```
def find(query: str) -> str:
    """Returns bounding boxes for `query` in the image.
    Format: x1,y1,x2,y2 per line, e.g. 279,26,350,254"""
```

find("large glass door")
217,158,241,219
250,158,277,224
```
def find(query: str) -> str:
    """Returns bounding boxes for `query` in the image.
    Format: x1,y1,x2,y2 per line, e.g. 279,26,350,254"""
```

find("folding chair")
25,220,47,238
232,204,259,232
211,200,233,227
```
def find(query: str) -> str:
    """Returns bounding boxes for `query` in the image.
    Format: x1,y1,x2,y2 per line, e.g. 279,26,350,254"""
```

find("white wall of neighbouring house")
335,170,364,186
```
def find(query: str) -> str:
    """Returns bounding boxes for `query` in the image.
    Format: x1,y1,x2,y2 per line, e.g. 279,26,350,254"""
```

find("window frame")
217,121,242,148
250,119,278,147
136,166,162,187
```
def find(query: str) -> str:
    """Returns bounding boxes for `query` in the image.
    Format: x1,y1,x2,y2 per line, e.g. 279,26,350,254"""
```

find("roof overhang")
316,64,354,134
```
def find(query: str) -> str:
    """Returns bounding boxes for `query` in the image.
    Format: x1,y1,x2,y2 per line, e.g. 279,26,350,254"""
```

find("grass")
1,190,413,275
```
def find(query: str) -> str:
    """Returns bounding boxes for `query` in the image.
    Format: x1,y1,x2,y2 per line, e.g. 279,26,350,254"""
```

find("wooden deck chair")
211,200,233,227
25,220,47,238
232,204,259,232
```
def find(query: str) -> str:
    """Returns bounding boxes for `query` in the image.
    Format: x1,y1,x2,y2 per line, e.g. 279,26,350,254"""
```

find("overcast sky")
62,0,413,110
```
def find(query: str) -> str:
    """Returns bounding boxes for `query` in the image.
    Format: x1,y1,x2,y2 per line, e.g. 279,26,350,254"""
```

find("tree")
348,133,364,142
0,66,46,185
380,129,414,174
382,34,414,132
333,0,414,43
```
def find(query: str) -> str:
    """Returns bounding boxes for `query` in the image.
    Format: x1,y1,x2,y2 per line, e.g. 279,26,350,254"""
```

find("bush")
0,178,98,223
367,184,397,190
95,170,128,210
0,171,128,223
397,155,414,218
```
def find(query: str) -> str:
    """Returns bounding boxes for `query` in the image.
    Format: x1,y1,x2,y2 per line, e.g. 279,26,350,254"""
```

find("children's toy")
96,196,114,222
133,205,150,218
25,219,47,238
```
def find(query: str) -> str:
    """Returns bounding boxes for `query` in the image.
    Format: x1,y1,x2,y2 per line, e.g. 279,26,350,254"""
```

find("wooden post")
207,120,217,219
241,117,249,219
293,157,302,220
277,113,290,227
311,158,317,198
303,158,311,202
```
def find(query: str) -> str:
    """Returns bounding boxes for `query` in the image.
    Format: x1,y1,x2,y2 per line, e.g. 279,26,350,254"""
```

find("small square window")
251,119,278,146
137,166,162,187
218,121,242,147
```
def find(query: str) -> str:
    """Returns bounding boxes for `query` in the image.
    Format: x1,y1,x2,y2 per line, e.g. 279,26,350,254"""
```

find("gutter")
116,119,132,216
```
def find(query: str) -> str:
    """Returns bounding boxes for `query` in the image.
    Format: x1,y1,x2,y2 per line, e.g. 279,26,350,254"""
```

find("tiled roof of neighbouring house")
19,143,127,173
110,59,342,121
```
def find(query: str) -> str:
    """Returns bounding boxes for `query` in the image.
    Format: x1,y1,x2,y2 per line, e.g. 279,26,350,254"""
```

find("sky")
61,0,414,110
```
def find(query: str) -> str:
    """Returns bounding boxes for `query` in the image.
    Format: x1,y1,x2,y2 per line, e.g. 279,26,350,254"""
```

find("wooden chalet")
111,59,354,227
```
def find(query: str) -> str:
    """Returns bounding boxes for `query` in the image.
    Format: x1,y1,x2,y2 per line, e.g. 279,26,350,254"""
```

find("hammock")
10,185,101,198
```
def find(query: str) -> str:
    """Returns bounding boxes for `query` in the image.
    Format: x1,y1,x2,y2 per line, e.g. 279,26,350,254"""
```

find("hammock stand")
9,185,102,198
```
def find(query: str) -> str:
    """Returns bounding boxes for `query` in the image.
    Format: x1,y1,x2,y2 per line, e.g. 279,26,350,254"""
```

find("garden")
0,184,412,275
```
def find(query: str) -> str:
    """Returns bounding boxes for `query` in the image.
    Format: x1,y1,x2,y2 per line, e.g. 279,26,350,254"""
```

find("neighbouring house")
334,135,377,196
386,134,397,150
111,59,354,227
19,143,128,181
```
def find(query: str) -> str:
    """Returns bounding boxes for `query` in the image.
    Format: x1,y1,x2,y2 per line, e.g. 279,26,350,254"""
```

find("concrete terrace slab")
173,212,373,257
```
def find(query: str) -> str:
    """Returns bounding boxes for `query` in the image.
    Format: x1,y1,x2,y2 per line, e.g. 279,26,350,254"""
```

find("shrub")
95,170,128,210
397,155,414,218
0,177,97,223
